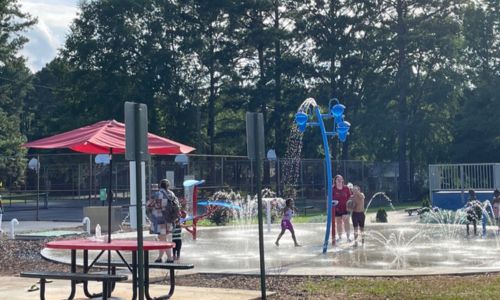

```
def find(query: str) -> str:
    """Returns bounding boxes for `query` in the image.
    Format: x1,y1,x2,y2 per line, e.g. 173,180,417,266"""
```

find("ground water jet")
364,192,395,215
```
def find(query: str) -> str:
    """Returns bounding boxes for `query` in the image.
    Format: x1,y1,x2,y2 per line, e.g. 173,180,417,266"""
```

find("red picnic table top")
46,239,174,251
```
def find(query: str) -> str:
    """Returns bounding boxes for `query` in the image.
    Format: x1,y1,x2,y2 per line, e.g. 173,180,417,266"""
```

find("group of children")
275,174,366,248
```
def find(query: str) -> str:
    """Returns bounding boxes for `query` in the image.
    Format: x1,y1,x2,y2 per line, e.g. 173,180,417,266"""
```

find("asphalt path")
1,199,131,222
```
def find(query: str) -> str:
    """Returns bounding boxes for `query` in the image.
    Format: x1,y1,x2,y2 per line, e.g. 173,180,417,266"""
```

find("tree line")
0,0,498,199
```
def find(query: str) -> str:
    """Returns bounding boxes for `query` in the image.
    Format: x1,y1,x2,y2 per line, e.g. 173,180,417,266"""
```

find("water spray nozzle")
337,121,350,142
330,103,345,119
295,112,308,132
337,121,350,133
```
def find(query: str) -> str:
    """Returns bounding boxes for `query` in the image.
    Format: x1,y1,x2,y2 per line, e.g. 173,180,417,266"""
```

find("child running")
275,198,301,247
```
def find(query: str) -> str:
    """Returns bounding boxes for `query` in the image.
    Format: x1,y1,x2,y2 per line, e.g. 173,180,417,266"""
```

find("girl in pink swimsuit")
275,198,301,247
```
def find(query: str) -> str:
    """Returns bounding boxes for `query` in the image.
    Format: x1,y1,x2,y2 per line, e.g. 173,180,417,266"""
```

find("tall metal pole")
134,103,145,300
107,148,113,243
89,155,92,206
254,113,266,300
36,155,40,221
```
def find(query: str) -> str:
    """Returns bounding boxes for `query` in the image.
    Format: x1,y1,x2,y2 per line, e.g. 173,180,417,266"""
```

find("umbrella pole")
108,148,113,243
107,148,113,278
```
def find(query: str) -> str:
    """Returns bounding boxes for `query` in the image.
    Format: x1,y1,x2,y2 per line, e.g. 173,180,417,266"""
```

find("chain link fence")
0,153,404,212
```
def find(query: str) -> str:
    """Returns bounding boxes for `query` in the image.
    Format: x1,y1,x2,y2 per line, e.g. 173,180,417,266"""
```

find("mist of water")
281,98,318,197
364,192,395,215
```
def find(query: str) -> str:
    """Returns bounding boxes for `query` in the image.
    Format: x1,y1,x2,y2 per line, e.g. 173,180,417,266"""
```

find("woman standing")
333,175,352,242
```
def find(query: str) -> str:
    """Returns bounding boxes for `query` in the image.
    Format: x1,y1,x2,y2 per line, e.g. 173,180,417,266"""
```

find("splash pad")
40,189,500,276
178,223,500,276
41,213,500,276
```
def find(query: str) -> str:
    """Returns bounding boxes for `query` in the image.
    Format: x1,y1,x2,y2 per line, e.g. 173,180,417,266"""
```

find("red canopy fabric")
23,120,195,155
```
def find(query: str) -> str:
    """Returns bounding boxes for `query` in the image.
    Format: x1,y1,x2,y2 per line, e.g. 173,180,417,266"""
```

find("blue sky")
19,0,79,72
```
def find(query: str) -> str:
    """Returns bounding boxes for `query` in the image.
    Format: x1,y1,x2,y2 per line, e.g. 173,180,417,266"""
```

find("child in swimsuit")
275,198,301,247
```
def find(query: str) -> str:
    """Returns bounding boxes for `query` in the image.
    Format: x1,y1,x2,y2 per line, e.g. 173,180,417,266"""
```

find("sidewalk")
0,276,265,300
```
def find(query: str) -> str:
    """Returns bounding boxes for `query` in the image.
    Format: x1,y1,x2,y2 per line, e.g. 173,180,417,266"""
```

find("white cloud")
18,0,79,72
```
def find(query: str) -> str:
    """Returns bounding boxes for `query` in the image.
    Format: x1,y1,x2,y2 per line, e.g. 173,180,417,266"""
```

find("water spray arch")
294,97,351,253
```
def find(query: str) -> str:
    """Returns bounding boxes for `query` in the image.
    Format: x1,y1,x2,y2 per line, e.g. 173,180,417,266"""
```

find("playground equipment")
183,179,217,240
294,98,351,253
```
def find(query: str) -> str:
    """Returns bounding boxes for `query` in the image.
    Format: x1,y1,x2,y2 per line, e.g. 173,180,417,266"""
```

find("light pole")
294,98,350,253
28,157,40,221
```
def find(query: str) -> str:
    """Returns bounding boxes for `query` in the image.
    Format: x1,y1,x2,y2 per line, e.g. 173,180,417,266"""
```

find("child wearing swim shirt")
275,198,301,247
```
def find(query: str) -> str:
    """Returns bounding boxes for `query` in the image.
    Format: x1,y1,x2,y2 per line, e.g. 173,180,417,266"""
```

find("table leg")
83,250,103,298
144,251,152,300
145,249,175,300
68,250,76,300
131,250,137,300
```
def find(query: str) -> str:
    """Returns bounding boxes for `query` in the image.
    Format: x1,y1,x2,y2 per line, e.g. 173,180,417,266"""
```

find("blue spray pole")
295,98,350,253
314,107,334,252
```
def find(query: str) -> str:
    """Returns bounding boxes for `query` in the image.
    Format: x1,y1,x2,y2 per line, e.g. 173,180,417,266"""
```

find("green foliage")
375,208,388,223
207,190,239,226
422,198,431,208
0,0,35,188
24,58,76,140
0,110,27,187
60,0,199,145
208,206,232,226
15,0,500,191
451,2,500,162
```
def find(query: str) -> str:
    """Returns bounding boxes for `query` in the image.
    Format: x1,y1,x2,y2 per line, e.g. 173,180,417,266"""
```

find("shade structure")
23,119,195,154
23,119,195,244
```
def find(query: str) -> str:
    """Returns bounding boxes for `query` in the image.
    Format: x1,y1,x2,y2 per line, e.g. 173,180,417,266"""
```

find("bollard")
82,217,91,234
10,219,19,239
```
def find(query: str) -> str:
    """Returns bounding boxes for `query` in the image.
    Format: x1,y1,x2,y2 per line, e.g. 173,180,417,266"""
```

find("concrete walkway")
0,276,265,300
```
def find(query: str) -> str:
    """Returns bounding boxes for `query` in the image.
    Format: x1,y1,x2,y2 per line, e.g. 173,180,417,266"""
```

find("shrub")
375,208,388,223
207,190,238,226
209,206,232,225
422,197,431,208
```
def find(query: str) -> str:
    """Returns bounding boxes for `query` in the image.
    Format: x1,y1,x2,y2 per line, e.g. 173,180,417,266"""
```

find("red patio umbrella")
23,119,195,241
23,119,195,154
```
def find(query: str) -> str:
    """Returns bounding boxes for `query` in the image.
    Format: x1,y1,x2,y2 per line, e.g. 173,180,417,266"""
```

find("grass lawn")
298,274,500,299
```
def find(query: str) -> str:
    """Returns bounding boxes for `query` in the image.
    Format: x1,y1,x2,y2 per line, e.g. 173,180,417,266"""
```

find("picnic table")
30,239,176,300
404,207,420,216
297,205,314,216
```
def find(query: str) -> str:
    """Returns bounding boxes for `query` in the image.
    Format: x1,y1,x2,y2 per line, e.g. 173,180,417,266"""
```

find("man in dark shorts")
350,185,366,247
